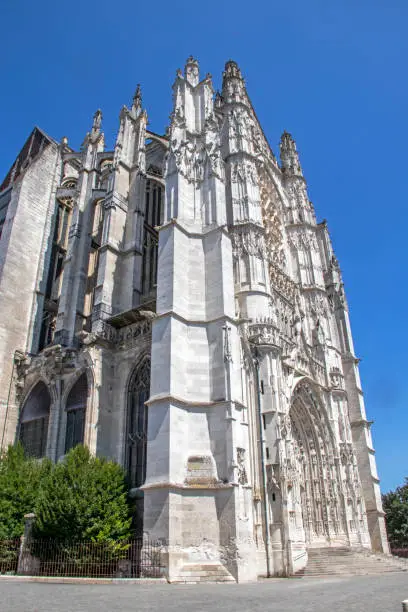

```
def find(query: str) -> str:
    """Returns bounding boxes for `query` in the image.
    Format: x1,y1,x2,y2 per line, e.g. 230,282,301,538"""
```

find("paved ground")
1,572,408,612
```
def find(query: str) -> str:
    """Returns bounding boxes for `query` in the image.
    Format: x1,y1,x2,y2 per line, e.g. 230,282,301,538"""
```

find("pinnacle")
185,55,199,66
92,109,102,132
223,59,243,80
280,130,297,150
132,83,142,111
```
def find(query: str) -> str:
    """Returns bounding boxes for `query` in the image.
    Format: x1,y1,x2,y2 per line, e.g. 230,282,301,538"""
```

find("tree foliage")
0,443,51,540
382,477,408,548
33,445,132,545
0,444,133,548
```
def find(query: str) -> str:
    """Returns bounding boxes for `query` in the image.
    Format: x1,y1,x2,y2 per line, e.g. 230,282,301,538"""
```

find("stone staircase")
174,563,236,583
297,547,408,577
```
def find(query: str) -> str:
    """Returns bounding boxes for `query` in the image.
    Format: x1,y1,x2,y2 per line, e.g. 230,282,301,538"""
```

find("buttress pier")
0,57,389,583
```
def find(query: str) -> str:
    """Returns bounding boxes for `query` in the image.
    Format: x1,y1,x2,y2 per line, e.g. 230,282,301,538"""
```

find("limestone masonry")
0,58,389,582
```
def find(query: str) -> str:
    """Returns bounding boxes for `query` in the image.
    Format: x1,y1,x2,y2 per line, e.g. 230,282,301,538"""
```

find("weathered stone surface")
0,57,389,583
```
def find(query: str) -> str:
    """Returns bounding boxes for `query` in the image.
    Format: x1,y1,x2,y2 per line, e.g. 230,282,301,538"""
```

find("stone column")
17,513,40,576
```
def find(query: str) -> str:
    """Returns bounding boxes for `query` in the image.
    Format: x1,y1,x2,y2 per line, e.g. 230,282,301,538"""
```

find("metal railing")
0,539,20,575
0,538,164,578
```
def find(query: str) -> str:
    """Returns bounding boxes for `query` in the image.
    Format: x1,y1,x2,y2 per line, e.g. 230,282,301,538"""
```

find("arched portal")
19,381,51,458
287,381,345,546
127,358,150,489
65,373,88,453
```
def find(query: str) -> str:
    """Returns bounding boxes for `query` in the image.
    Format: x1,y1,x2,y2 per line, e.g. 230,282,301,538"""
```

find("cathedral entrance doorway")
286,382,345,548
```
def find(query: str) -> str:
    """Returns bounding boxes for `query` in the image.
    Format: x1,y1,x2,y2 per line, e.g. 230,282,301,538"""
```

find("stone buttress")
143,58,258,582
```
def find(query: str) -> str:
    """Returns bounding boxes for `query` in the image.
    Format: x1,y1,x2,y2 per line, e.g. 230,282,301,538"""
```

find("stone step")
297,548,408,578
175,563,235,583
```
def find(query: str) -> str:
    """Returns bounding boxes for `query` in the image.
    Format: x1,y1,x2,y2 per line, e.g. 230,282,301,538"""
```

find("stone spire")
221,60,248,105
184,56,200,87
132,83,142,116
280,131,303,177
92,109,103,136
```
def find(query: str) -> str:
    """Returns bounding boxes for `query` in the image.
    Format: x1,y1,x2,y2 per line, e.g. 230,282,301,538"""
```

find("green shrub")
0,443,51,540
383,478,408,549
33,445,132,551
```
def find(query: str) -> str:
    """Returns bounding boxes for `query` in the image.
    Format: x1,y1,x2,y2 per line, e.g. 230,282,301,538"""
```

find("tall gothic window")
141,180,162,300
39,201,72,350
127,359,150,488
84,200,104,331
19,382,51,458
65,373,88,453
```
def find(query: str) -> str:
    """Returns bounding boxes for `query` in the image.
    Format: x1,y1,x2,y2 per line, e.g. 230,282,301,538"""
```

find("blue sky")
1,0,407,491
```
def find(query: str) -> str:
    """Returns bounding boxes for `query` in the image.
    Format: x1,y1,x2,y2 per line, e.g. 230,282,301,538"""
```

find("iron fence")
0,539,20,575
391,548,408,559
0,538,164,578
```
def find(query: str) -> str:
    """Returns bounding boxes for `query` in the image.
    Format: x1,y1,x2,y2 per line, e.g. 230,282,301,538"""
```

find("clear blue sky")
1,0,407,491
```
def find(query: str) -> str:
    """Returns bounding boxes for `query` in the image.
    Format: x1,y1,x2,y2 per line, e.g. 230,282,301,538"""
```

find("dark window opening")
141,180,162,299
127,359,150,489
64,373,87,453
39,202,71,351
19,381,51,458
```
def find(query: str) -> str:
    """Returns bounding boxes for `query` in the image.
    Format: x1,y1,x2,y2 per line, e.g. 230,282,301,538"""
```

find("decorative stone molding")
81,319,151,349
230,225,266,259
269,263,298,303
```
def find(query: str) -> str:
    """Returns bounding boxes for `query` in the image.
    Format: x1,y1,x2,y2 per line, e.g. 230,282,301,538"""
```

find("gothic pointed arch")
126,357,150,489
287,380,345,544
19,381,51,458
64,372,88,453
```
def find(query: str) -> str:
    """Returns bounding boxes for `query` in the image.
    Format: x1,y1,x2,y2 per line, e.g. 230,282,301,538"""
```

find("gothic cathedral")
0,58,389,581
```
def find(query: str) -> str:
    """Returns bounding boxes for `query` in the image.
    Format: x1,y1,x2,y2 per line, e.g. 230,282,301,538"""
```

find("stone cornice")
158,217,230,240
153,309,240,328
141,480,234,491
146,392,239,410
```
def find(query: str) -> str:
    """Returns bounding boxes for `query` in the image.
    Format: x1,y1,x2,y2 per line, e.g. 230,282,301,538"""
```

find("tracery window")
39,201,72,350
127,359,150,488
141,180,162,299
65,373,88,453
19,381,51,458
84,200,104,330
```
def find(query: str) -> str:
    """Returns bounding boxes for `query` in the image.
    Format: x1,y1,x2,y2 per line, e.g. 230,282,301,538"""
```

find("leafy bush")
33,445,132,553
382,477,408,549
0,444,51,540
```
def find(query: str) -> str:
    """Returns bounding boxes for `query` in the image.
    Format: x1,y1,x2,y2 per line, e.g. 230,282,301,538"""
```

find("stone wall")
0,143,60,445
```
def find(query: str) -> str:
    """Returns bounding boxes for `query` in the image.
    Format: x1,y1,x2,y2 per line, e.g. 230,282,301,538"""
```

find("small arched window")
19,382,51,458
65,373,87,453
127,359,150,488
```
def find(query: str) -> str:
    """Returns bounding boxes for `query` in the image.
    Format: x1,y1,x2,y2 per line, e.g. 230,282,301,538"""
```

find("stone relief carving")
237,448,248,485
230,226,266,259
83,319,151,349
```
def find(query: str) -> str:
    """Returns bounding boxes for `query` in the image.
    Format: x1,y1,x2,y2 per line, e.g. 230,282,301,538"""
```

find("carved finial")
222,60,247,104
280,131,303,177
132,84,142,114
185,56,199,86
60,136,68,147
223,60,244,81
214,92,223,109
92,109,102,133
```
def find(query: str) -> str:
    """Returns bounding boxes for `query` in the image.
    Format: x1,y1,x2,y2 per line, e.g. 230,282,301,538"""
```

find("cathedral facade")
0,58,389,582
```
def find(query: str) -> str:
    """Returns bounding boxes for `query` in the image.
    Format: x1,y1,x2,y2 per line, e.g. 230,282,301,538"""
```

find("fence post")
17,513,40,576
402,601,408,612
